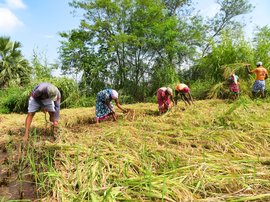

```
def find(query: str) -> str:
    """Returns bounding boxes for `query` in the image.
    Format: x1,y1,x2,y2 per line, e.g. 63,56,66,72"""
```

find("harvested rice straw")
123,109,136,121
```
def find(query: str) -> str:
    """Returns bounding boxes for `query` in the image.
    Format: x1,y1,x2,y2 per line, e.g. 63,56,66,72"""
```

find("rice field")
1,98,270,201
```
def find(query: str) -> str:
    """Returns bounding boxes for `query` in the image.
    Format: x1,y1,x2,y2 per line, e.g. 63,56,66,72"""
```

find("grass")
1,99,270,201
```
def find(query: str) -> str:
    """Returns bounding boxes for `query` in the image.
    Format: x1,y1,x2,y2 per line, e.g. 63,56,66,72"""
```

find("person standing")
23,82,61,142
95,88,126,123
247,62,268,98
157,87,174,114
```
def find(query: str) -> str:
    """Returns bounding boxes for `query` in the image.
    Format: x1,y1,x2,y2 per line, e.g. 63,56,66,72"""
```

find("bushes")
2,75,270,114
190,80,212,100
63,95,96,108
0,77,83,114
0,87,29,113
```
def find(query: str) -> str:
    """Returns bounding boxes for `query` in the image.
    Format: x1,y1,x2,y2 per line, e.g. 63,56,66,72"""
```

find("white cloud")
0,0,26,34
0,7,23,34
5,0,26,9
44,35,55,39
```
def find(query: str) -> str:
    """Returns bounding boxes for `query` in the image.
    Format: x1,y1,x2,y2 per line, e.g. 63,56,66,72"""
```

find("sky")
0,0,270,65
0,0,81,63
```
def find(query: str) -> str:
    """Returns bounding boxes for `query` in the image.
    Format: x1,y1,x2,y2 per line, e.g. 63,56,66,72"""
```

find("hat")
167,87,173,95
256,61,263,66
111,90,118,99
48,85,58,101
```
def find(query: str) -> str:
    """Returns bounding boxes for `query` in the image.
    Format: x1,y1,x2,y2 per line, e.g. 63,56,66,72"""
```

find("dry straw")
1,99,270,201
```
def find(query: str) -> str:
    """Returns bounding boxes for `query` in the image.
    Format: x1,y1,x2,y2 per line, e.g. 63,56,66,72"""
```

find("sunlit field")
1,98,270,201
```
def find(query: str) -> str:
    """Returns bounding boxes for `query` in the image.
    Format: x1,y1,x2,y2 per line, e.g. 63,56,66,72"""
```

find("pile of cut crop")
1,99,270,201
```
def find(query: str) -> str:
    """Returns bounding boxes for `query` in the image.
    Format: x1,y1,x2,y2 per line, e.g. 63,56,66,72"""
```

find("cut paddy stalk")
1,100,270,201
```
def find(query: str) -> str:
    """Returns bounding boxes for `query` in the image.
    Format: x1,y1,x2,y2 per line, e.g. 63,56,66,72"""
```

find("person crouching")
96,88,126,123
157,87,174,114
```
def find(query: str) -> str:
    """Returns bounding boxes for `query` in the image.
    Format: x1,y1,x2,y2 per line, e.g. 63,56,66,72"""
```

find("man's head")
48,85,58,101
256,62,263,67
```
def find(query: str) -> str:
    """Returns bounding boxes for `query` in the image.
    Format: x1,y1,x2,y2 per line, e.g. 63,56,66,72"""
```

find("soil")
0,142,37,201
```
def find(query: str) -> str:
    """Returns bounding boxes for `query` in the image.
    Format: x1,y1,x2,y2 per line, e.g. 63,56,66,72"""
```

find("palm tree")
0,36,31,87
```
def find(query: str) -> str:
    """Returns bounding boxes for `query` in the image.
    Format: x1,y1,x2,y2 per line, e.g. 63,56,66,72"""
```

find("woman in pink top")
228,74,240,100
157,87,174,114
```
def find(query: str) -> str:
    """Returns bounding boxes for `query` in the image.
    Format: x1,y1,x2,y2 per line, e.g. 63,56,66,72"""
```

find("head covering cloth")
111,90,118,99
166,87,173,95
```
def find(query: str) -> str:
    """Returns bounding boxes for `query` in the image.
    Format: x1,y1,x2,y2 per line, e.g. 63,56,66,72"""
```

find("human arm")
104,100,117,121
52,96,61,125
174,90,179,105
170,94,175,106
245,64,252,74
114,99,127,113
265,69,268,79
180,94,188,105
188,93,194,104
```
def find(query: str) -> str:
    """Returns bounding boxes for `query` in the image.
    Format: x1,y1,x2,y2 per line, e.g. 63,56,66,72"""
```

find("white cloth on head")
111,90,118,99
167,87,173,95
232,74,237,84
256,61,263,66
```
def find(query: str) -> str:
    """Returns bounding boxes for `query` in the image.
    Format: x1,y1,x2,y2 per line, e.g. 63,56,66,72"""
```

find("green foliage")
0,77,82,113
31,49,54,79
196,28,254,82
190,80,213,99
0,36,31,88
191,27,259,99
144,96,156,103
253,26,270,67
202,0,253,56
0,87,29,113
1,0,266,107
207,82,228,99
150,64,179,94
60,0,203,98
32,77,80,108
66,96,96,108
119,95,136,104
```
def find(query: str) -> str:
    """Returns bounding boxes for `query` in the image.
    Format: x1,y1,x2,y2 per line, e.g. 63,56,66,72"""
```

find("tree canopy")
58,0,256,100
0,37,31,88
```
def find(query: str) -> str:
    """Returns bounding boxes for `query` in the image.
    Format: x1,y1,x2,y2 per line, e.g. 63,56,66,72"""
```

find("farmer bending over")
96,89,126,123
157,87,174,114
23,82,61,142
174,83,194,105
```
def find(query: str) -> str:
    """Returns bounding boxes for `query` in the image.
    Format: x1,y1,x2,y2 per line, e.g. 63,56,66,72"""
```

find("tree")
60,0,202,100
31,49,54,80
0,37,31,87
194,28,253,83
253,26,270,67
59,29,108,94
202,0,253,57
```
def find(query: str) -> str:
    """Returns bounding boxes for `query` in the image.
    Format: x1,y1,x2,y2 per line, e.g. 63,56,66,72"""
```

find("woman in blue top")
96,89,126,123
